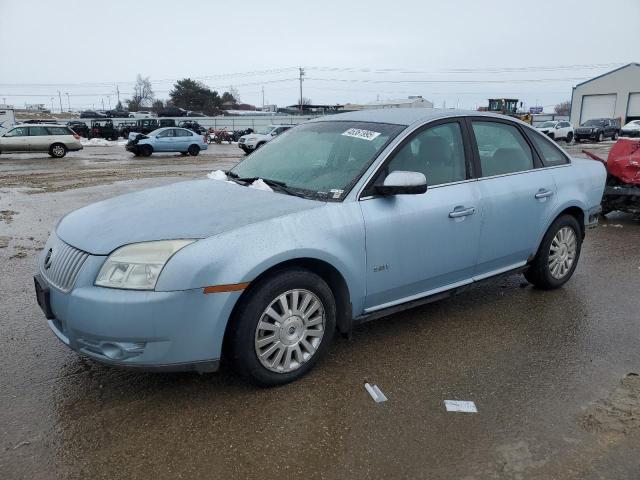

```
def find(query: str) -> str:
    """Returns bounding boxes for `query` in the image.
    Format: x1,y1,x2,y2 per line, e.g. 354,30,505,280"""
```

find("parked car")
178,120,206,134
125,127,208,157
574,118,620,142
104,109,129,118
238,124,292,153
128,111,154,119
20,119,61,124
89,120,119,140
0,124,82,158
159,119,176,128
34,109,606,385
620,120,640,138
536,120,573,143
80,110,107,119
186,111,206,117
66,121,90,138
158,107,188,117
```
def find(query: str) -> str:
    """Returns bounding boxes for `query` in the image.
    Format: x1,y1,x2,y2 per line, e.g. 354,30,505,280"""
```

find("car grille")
40,235,89,292
239,138,245,143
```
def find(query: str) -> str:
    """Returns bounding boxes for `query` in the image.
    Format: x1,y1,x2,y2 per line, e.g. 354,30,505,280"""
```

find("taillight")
73,134,80,140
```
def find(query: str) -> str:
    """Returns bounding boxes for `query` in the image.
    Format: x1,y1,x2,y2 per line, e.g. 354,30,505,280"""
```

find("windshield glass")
230,121,404,199
583,119,604,126
538,122,556,128
255,126,275,135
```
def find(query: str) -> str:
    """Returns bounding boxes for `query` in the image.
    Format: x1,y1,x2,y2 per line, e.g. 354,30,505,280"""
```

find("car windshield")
255,126,276,135
230,121,404,200
583,119,604,126
539,122,556,128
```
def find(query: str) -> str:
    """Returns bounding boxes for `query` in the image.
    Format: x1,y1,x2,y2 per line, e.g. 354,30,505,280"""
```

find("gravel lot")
1,140,639,479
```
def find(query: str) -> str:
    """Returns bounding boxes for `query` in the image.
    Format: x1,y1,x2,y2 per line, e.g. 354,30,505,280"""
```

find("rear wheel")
524,214,582,289
228,268,336,386
188,144,200,156
49,143,67,158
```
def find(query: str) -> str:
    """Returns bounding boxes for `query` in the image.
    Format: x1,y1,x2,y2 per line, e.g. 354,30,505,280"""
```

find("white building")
344,96,434,111
570,63,640,126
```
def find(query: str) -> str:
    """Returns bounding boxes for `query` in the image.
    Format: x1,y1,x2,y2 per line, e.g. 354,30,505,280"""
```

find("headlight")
95,240,195,290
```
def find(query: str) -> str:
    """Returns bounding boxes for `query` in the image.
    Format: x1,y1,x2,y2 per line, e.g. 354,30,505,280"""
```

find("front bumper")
35,253,240,372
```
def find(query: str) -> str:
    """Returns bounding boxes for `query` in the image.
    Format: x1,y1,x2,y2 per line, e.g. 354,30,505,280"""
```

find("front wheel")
612,131,619,140
228,268,336,386
565,132,573,143
524,214,582,289
49,143,67,158
188,144,200,156
597,132,604,142
140,145,153,157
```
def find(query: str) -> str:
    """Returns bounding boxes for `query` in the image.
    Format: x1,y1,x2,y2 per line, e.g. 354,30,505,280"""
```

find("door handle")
449,206,476,218
535,189,554,199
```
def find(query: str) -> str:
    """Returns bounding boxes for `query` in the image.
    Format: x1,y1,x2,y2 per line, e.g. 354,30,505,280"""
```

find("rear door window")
29,126,50,136
471,121,534,177
47,126,72,135
529,133,569,166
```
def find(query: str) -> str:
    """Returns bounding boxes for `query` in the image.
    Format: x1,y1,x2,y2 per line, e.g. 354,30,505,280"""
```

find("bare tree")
126,74,154,111
554,100,571,116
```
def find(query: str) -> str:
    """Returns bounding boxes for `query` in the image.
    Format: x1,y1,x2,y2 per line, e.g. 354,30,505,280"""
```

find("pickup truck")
122,118,176,137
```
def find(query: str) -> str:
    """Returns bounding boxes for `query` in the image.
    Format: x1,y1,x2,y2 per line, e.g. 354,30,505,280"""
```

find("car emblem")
44,248,53,270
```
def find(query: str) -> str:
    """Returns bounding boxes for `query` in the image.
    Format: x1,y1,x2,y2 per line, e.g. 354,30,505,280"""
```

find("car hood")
56,179,322,255
622,123,640,131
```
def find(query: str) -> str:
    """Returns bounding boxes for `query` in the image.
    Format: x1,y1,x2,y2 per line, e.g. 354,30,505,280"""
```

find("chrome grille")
40,235,88,292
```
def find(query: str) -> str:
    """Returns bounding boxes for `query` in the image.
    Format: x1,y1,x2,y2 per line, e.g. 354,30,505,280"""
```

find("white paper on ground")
206,170,228,181
364,383,388,403
444,400,477,413
249,178,274,192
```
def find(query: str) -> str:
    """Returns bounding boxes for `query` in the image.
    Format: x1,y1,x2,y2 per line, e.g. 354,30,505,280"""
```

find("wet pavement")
1,142,639,479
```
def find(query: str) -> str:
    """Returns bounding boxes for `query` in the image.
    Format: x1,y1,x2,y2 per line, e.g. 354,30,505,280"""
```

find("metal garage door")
580,94,617,123
627,92,640,120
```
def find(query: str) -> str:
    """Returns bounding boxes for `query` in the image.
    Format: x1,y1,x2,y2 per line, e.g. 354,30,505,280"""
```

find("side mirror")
375,171,427,196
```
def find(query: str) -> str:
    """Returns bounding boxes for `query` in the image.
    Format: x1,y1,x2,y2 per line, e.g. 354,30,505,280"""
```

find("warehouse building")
570,63,640,126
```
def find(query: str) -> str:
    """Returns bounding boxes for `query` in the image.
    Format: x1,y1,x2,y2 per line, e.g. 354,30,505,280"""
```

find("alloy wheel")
254,288,325,373
52,145,65,157
548,226,577,279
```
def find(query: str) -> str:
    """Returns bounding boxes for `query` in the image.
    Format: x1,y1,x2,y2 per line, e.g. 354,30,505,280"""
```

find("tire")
228,268,336,386
255,142,266,150
596,132,603,142
180,152,188,156
188,144,200,156
575,137,581,143
140,145,153,157
548,133,555,140
565,132,573,143
612,130,619,141
49,143,67,158
524,214,582,290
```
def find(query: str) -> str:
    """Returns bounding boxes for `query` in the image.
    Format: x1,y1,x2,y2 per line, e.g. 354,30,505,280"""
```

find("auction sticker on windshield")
342,128,381,141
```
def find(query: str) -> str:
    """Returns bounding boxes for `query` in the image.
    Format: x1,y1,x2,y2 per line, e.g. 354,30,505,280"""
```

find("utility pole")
101,98,105,111
50,97,54,113
261,86,265,108
66,92,70,112
298,67,305,114
57,91,63,114
116,85,120,107
107,96,111,110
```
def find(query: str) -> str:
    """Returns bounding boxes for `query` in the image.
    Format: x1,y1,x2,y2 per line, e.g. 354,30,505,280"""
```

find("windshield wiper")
226,173,309,198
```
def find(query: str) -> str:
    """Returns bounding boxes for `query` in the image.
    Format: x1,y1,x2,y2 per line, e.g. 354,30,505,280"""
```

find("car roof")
309,108,521,127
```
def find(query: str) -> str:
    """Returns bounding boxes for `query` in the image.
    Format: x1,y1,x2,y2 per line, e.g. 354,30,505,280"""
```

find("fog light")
101,342,124,360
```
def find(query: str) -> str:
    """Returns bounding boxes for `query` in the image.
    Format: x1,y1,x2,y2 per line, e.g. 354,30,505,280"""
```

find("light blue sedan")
35,109,606,386
125,127,208,157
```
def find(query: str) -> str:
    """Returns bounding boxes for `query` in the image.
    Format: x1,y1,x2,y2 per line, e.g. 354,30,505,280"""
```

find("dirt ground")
1,140,640,479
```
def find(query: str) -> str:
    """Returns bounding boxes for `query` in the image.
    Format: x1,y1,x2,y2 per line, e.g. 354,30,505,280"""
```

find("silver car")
0,124,83,158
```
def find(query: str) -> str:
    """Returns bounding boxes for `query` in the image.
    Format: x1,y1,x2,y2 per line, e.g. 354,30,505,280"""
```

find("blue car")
35,109,606,386
125,127,207,157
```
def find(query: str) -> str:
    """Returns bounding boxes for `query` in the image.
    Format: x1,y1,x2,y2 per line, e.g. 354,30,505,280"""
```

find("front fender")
155,202,367,315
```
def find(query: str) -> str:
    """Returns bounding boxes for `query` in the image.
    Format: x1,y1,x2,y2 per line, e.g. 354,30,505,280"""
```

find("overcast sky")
1,0,639,113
